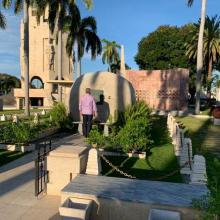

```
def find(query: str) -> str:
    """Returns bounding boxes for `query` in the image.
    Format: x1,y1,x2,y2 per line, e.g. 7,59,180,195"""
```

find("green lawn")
176,116,220,156
101,116,183,183
0,109,44,115
0,150,27,167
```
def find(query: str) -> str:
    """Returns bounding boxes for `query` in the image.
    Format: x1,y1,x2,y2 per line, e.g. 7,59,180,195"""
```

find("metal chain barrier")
100,154,136,179
100,154,191,181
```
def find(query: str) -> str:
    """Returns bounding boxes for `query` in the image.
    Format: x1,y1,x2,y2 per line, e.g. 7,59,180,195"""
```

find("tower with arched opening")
14,7,74,108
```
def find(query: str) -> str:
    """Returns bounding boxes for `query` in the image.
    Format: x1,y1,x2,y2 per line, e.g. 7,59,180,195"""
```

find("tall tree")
102,39,121,72
62,3,102,77
187,0,207,114
3,0,33,116
186,15,220,97
135,25,195,70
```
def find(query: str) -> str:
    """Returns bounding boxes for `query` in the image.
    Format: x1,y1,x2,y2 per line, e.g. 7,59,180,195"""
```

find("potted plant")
86,126,105,148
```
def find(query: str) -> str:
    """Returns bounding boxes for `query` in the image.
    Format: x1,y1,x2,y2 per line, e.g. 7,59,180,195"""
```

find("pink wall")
125,68,189,111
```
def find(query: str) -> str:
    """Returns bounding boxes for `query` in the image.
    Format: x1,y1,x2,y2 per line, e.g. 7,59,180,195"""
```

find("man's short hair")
86,88,91,94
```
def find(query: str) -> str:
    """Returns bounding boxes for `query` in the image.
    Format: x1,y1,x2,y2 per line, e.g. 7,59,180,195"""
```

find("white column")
58,30,62,102
120,45,126,78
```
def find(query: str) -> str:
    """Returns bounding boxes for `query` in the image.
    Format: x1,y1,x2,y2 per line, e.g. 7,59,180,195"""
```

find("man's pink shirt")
79,94,97,115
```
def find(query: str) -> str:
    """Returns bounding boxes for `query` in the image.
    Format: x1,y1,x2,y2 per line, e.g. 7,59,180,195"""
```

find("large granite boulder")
69,72,136,122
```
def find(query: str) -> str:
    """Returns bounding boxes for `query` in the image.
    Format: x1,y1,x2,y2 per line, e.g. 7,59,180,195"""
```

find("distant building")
14,7,74,109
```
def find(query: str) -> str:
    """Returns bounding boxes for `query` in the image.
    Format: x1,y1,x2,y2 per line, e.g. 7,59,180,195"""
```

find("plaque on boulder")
69,72,136,122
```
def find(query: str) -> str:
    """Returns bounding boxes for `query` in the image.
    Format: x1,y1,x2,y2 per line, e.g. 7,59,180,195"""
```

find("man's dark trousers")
82,114,93,137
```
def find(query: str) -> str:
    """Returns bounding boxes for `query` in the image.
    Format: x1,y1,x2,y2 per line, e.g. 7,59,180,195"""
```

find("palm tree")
186,15,220,97
187,0,207,114
34,0,93,100
110,60,131,74
3,0,33,116
102,39,121,72
62,3,102,77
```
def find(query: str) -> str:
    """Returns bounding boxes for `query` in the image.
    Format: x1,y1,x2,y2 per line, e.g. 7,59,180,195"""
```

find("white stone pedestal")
0,114,6,121
86,148,101,175
47,145,89,195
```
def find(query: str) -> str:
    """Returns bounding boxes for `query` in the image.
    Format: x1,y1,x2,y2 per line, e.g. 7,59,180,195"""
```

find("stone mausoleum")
14,7,74,108
69,71,136,122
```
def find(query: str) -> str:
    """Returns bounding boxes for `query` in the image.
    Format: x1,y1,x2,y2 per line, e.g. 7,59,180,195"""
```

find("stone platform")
61,175,208,220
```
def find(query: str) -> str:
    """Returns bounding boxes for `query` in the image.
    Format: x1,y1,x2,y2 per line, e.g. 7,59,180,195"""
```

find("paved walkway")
0,133,85,220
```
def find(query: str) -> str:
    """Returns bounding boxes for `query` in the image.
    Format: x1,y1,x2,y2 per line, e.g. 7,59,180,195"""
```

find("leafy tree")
186,15,220,96
102,39,121,71
62,3,102,77
135,25,196,81
117,117,153,153
0,73,21,94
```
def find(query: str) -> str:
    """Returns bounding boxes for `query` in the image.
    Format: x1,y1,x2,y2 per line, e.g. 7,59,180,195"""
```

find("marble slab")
61,175,208,208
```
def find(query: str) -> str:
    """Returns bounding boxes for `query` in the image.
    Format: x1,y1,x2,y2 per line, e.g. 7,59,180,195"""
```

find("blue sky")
0,0,220,78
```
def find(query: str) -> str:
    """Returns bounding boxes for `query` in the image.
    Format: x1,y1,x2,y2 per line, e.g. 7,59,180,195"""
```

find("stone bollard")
190,155,207,184
174,127,184,157
180,138,193,175
33,113,39,125
0,114,6,121
41,109,46,115
12,115,19,123
86,148,102,175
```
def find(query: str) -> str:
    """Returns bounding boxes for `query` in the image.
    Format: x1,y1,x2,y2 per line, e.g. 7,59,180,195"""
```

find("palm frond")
2,0,12,9
81,16,97,32
0,10,6,29
187,0,194,7
14,0,23,14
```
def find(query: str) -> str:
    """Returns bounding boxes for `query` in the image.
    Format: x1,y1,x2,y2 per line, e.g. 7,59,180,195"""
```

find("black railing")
35,140,52,197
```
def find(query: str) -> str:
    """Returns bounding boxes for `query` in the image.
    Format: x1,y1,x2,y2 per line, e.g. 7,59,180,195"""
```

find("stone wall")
125,68,189,111
167,113,207,184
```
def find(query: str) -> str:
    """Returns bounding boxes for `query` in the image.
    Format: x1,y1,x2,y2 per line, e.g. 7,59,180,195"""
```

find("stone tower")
14,7,74,108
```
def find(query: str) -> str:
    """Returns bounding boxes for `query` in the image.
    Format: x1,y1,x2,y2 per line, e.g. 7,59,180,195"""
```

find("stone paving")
0,133,85,220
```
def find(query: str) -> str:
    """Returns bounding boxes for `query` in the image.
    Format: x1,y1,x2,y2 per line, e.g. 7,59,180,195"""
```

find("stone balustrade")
167,113,207,184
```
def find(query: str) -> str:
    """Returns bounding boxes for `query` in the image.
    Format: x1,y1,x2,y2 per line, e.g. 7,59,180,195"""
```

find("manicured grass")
101,116,183,183
0,109,43,115
176,116,220,155
0,150,27,167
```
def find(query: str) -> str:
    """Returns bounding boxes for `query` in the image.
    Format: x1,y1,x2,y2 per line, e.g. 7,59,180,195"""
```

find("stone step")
59,197,93,220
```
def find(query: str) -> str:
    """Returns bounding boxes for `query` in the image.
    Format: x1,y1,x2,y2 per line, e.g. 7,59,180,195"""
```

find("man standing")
79,88,97,137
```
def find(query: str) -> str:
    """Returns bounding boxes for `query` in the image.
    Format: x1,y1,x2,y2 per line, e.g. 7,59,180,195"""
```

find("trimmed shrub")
114,101,151,130
125,101,151,122
0,122,37,144
117,117,153,153
49,102,70,128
